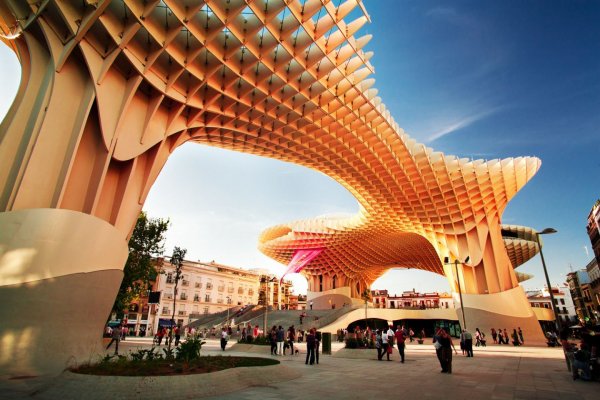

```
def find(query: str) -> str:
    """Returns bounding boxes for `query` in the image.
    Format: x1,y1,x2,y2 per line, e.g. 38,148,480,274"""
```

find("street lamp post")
226,296,231,326
535,228,560,331
262,277,276,336
444,256,470,330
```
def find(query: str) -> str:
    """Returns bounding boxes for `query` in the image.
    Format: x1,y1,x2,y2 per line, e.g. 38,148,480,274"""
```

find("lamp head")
539,228,557,235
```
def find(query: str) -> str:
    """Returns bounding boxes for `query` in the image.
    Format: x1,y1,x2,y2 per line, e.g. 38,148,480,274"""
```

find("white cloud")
426,106,503,143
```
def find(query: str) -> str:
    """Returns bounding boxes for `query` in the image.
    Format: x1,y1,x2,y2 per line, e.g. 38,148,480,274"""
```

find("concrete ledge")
35,363,301,399
229,343,272,354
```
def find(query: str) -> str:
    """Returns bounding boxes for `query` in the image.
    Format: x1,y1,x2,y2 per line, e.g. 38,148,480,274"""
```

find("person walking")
475,328,482,347
269,325,277,355
220,327,229,351
491,328,497,344
174,324,181,346
277,325,285,355
375,329,383,360
497,328,504,344
395,325,406,363
438,328,457,373
381,326,390,360
288,325,296,354
384,325,394,361
503,329,509,345
518,327,524,344
305,328,316,365
310,301,313,310
315,330,321,364
511,329,521,346
461,329,474,357
106,323,121,355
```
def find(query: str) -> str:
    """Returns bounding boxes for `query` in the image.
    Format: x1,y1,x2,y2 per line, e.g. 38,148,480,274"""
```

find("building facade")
386,290,454,309
145,259,260,335
526,286,576,326
566,269,597,325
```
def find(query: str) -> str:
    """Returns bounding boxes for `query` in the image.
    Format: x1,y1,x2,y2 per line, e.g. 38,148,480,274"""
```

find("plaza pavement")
0,338,597,400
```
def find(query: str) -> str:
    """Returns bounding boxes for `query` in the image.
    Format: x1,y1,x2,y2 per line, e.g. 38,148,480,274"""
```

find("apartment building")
147,259,260,334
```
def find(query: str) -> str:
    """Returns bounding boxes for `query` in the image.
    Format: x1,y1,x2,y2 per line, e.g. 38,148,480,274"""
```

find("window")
194,294,200,302
195,282,201,288
560,299,565,305
166,273,173,284
206,280,213,290
161,307,170,314
180,292,187,300
203,306,209,315
205,294,211,302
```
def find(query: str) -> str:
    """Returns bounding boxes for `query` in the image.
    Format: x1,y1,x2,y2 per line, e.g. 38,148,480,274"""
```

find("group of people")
374,325,407,362
268,325,298,356
491,327,524,345
459,328,487,356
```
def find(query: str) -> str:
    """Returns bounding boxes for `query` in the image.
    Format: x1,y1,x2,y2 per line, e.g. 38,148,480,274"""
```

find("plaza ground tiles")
0,339,597,400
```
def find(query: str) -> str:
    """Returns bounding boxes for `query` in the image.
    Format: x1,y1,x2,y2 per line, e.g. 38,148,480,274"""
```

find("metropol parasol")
0,0,548,374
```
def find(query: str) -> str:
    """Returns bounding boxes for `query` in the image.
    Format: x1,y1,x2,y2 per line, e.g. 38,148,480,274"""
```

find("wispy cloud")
426,106,504,143
425,6,480,29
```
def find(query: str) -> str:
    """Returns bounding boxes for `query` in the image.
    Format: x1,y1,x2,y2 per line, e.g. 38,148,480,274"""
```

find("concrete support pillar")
0,209,128,376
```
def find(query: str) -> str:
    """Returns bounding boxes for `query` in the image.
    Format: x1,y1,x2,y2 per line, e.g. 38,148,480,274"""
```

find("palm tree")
360,288,371,326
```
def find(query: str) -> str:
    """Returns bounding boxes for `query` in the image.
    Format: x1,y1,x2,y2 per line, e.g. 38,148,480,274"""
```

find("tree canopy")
111,212,169,318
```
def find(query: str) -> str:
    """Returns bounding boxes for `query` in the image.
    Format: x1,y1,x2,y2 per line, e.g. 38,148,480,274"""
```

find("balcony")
193,295,200,302
217,298,224,304
206,283,213,290
218,286,225,292
182,280,190,287
163,294,173,300
238,288,244,294
166,278,173,284
195,282,202,289
180,294,188,300
178,311,187,316
228,287,234,293
161,309,170,315
248,290,254,295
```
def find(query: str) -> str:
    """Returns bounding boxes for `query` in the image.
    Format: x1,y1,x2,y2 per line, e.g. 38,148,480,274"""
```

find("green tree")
169,246,187,351
110,212,169,319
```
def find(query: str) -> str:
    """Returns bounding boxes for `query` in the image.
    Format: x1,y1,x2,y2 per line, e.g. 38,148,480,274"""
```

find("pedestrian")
475,328,482,347
395,325,406,363
277,326,285,355
503,329,509,345
381,325,390,360
491,328,497,344
375,329,383,360
384,325,394,361
497,328,504,344
106,323,121,354
461,329,473,357
511,329,521,346
438,328,457,373
288,325,296,354
270,325,278,355
156,325,165,345
305,328,316,365
315,330,321,364
174,324,181,346
220,327,229,351
310,301,313,310
409,328,414,342
518,327,524,344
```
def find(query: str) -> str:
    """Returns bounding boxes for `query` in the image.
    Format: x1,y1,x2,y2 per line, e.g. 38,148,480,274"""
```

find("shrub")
176,338,206,362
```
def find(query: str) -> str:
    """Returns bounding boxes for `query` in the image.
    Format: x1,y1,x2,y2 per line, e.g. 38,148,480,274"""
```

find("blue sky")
1,0,599,296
